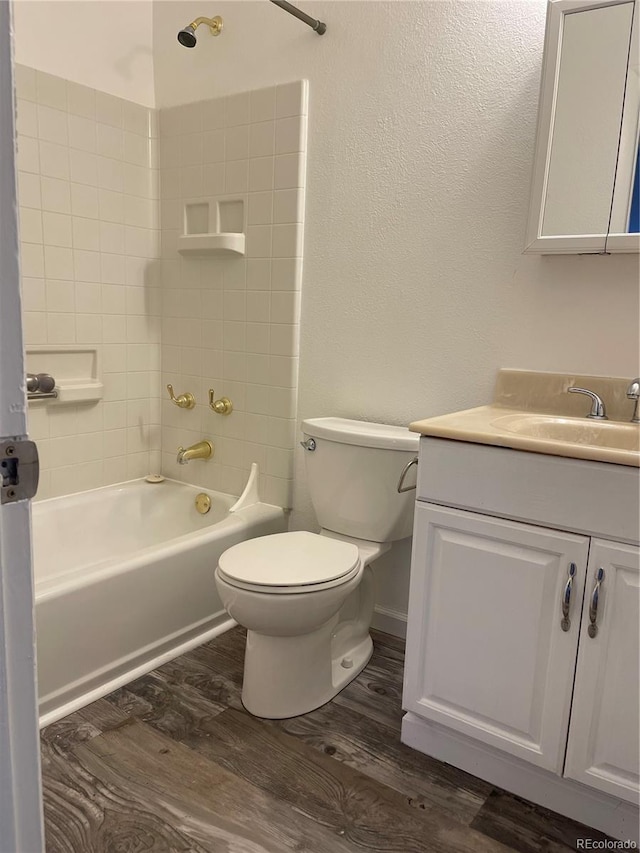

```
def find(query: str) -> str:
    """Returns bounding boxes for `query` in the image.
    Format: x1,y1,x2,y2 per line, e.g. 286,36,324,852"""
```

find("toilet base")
241,623,373,719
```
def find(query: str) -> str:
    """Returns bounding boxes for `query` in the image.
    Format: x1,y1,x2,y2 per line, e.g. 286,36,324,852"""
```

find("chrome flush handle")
560,562,577,632
397,456,418,493
588,567,605,638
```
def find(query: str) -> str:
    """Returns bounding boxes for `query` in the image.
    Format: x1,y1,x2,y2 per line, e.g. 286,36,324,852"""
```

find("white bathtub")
33,475,286,727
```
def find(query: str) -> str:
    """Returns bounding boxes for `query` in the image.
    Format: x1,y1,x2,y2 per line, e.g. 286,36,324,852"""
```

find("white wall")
13,1,155,106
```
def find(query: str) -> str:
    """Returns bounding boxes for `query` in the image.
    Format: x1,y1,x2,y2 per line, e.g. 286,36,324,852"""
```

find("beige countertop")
410,370,640,468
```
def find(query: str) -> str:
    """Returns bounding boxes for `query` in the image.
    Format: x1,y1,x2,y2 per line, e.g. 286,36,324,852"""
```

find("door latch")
0,440,39,504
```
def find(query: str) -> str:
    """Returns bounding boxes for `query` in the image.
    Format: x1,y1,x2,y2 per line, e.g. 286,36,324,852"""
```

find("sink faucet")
568,387,607,420
627,378,640,424
177,440,213,465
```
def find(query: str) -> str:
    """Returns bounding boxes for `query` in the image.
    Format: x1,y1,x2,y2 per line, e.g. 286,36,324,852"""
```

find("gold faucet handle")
167,384,196,409
209,389,233,415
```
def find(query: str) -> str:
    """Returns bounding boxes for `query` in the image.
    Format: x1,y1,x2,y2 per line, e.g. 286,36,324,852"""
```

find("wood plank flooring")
39,628,613,853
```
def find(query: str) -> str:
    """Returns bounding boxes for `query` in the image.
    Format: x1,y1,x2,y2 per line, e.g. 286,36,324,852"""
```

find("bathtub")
33,472,286,726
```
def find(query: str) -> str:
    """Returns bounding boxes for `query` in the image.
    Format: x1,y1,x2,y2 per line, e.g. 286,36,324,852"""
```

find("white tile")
42,212,72,247
263,475,292,508
223,290,246,321
68,115,97,152
249,157,274,192
17,99,38,137
247,191,273,226
246,225,272,258
97,156,124,192
17,136,40,174
270,291,299,324
39,141,70,180
67,81,96,119
180,133,203,167
270,355,298,388
223,262,246,291
160,106,183,138
223,351,247,382
268,386,297,419
266,446,294,478
124,163,152,198
250,87,276,123
246,290,270,322
76,313,103,343
160,135,181,169
102,284,127,314
19,208,43,244
41,177,71,214
75,281,102,314
273,188,303,223
99,221,125,254
96,91,123,128
46,312,75,343
37,105,68,145
74,249,101,283
22,311,48,345
247,259,271,290
274,153,303,189
245,322,270,354
44,246,74,280
175,102,203,135
21,277,46,312
101,253,126,285
202,97,225,131
203,164,224,196
18,172,41,209
70,150,98,186
20,243,45,278
72,217,100,251
71,184,99,219
103,400,127,429
225,125,249,161
97,124,123,160
272,223,302,257
225,92,250,127
249,121,275,158
122,101,150,137
276,80,307,118
275,116,306,155
36,71,67,111
99,189,124,223
224,160,249,194
15,65,37,102
103,428,127,458
270,323,299,356
123,131,148,166
160,168,180,199
180,165,204,198
202,130,225,163
246,353,270,385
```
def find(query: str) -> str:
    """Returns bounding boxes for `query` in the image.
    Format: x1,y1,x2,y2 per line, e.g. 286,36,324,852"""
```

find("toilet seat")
216,531,361,594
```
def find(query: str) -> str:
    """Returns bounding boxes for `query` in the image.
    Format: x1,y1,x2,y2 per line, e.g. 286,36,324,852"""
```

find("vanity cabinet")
402,437,640,836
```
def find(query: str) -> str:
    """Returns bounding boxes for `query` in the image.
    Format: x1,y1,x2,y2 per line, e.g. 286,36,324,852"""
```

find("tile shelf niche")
178,197,246,256
25,346,103,404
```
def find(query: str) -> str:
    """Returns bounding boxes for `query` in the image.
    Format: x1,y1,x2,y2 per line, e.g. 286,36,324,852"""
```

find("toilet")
214,417,419,719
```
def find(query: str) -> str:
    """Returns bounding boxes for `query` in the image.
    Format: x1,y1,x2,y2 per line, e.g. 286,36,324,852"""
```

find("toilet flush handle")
397,456,418,493
300,437,316,451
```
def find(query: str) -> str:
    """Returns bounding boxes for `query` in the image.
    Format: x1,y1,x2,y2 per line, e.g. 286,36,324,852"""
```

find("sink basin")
491,414,640,451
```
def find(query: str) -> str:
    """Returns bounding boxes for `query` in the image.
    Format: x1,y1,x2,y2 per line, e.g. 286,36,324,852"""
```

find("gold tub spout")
177,440,213,465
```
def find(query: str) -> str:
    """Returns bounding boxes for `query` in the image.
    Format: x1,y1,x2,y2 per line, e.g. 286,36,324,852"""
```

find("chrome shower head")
177,15,223,47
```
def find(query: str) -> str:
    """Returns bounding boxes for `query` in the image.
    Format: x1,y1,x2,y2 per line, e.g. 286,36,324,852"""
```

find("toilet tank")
301,417,420,543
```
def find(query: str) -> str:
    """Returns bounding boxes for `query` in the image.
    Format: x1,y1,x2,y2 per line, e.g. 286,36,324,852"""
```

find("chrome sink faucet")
568,387,607,420
627,378,640,423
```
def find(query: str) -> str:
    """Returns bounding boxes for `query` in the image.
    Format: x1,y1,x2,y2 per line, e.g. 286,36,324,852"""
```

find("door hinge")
0,440,39,504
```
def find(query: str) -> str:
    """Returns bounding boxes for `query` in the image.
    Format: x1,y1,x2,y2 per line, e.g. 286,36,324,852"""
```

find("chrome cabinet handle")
560,562,577,632
588,568,605,638
397,456,418,493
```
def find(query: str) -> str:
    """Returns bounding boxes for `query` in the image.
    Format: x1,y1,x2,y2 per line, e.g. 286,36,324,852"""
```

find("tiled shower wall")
15,66,161,500
158,81,307,508
15,71,306,507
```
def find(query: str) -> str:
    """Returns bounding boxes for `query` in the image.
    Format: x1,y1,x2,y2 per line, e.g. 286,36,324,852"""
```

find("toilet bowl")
215,417,419,719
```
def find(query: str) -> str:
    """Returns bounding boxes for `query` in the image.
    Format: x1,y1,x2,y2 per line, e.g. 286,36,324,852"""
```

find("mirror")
525,0,639,254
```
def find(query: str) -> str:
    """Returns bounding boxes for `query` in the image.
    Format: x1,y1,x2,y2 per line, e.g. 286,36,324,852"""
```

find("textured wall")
15,67,161,499
12,1,155,107
154,0,640,631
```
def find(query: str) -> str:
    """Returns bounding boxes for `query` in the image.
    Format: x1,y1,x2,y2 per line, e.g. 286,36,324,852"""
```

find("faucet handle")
627,378,640,423
208,389,233,415
167,384,196,409
568,387,608,420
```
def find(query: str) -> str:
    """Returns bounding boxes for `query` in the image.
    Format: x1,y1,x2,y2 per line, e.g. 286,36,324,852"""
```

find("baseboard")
39,616,237,729
371,605,407,639
401,712,640,844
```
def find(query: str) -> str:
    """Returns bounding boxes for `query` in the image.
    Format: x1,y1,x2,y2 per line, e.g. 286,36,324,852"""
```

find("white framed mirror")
525,0,639,254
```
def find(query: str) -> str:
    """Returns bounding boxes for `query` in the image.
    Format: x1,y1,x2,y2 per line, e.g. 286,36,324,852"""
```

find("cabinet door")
564,540,640,804
403,504,589,772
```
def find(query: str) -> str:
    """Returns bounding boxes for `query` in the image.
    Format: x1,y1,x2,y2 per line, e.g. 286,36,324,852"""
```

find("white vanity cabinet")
402,437,640,839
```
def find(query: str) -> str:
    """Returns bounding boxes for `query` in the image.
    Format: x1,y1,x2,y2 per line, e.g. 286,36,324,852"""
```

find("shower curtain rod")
269,0,326,34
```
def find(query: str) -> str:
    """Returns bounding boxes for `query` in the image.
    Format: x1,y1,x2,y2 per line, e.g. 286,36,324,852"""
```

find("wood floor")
40,628,612,853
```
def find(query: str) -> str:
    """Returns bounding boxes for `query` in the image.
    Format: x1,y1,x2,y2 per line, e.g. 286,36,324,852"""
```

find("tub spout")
177,440,213,465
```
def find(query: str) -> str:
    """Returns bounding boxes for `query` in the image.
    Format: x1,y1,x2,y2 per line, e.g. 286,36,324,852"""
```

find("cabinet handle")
560,562,577,632
588,567,605,638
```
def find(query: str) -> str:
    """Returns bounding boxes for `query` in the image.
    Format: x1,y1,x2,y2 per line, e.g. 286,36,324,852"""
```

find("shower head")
177,15,223,48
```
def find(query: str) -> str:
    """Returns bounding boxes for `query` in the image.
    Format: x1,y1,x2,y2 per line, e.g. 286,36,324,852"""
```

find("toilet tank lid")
302,417,419,451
